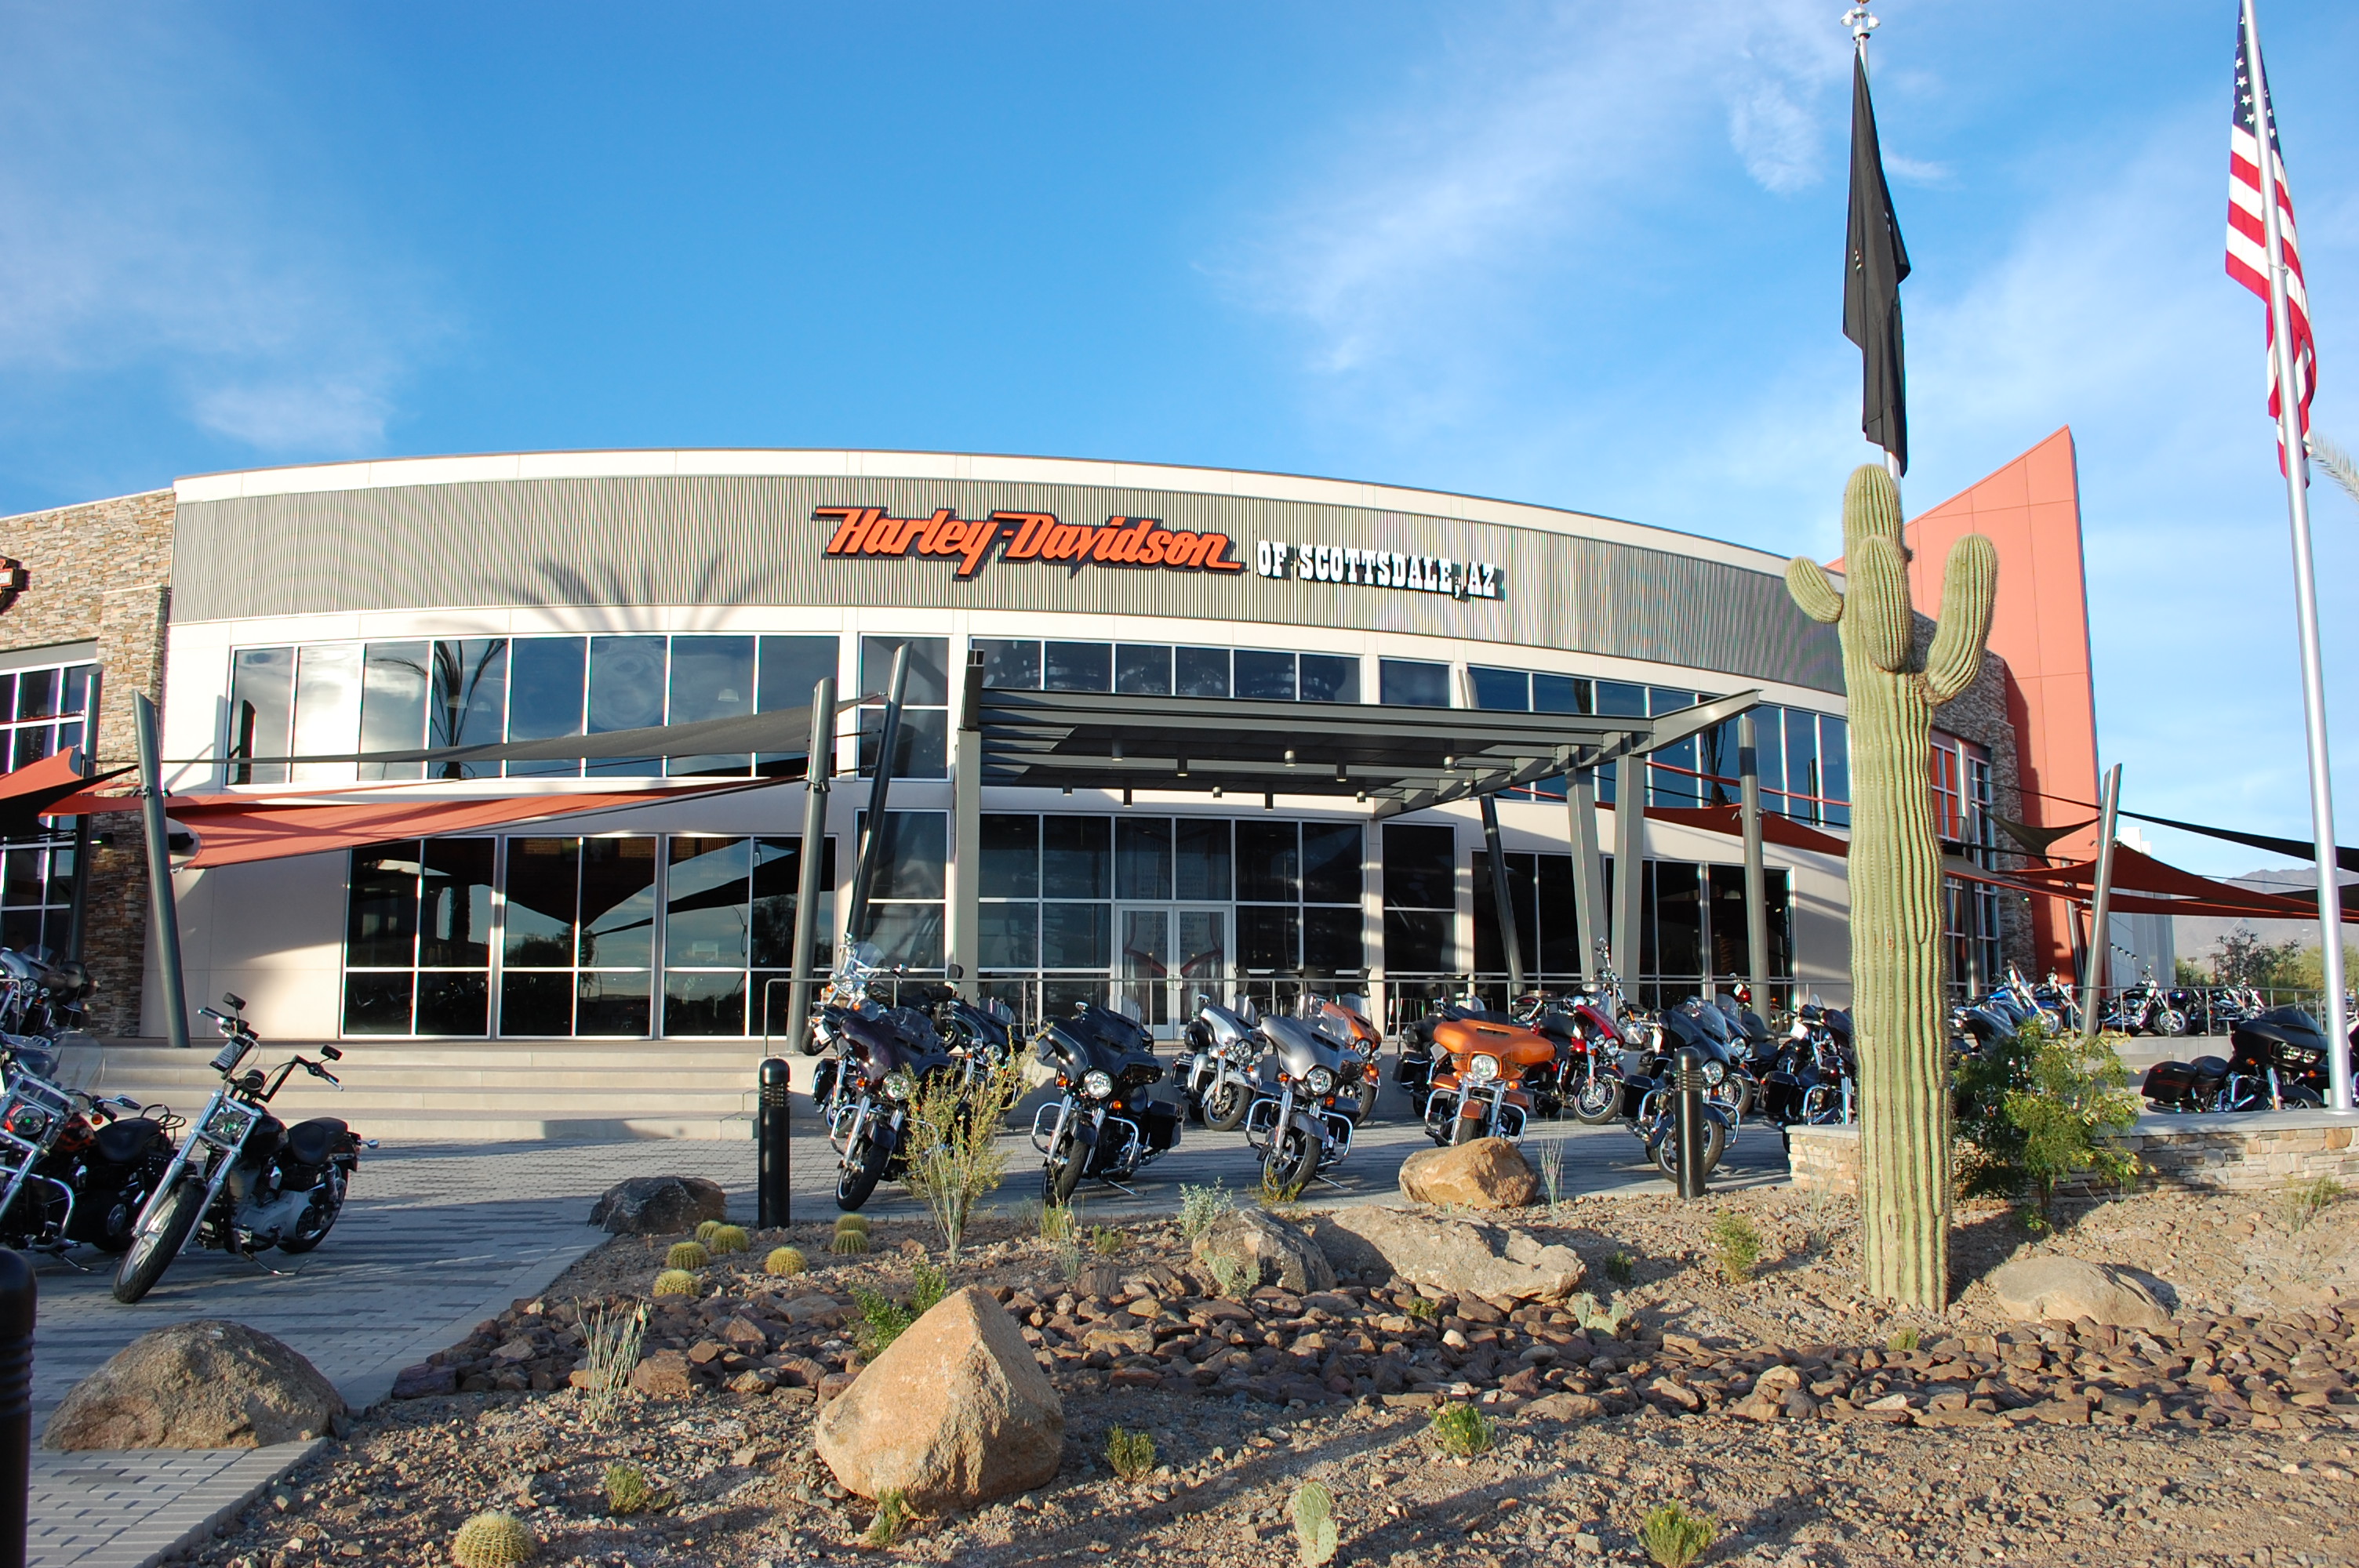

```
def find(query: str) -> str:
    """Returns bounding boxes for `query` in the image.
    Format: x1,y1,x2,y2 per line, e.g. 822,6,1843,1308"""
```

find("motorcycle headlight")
1082,1069,1115,1099
882,1070,915,1102
1703,1060,1726,1085
1623,1022,1648,1046
1466,1054,1501,1085
1306,1066,1336,1097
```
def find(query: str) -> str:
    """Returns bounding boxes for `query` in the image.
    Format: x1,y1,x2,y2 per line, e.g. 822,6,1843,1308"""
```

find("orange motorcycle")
1311,996,1384,1123
1421,1014,1557,1145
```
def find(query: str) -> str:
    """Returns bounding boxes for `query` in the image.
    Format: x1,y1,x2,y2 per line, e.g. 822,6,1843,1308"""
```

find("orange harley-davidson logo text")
817,507,1245,579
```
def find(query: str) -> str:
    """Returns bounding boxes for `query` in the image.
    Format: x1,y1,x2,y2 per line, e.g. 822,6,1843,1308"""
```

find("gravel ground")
175,1185,2359,1568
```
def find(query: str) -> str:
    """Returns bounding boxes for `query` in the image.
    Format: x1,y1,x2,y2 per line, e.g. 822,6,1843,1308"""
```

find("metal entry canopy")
972,681,1761,816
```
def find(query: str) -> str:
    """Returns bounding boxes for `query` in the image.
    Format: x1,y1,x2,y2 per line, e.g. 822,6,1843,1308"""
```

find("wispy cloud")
0,9,450,456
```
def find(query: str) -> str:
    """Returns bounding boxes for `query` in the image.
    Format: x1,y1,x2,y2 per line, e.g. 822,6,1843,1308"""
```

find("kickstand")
1311,1174,1349,1192
1094,1178,1140,1198
35,1246,92,1273
236,1249,307,1278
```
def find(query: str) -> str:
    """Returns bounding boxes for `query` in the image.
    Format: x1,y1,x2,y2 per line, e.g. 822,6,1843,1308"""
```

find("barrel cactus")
694,1220,723,1243
764,1246,809,1276
830,1229,870,1256
665,1241,710,1271
651,1268,696,1298
450,1510,537,1566
834,1212,871,1234
1787,463,1997,1308
708,1224,749,1255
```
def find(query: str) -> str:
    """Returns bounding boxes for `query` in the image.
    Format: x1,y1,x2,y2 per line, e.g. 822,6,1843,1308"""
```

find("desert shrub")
1886,1325,1921,1352
1177,1181,1234,1243
863,1489,911,1547
1603,1250,1637,1287
650,1269,696,1298
1206,1253,1250,1300
1536,1138,1567,1207
1292,1480,1339,1566
2281,1174,2346,1233
604,1463,655,1516
1088,1224,1126,1258
1402,1294,1439,1323
1105,1425,1157,1483
1707,1212,1763,1284
851,1286,915,1357
1955,1021,2139,1216
903,1053,1023,1263
1040,1202,1079,1242
450,1512,536,1566
1637,1501,1717,1568
910,1261,950,1316
1428,1403,1496,1458
763,1246,808,1277
576,1301,645,1425
1259,1169,1307,1209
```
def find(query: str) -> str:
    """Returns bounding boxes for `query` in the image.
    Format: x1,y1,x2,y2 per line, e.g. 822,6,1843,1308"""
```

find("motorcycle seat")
2188,1056,2230,1083
285,1117,351,1167
93,1116,169,1164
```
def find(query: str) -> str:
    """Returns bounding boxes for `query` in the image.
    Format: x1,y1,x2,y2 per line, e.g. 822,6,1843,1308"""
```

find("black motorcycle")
0,1036,178,1255
1243,1014,1360,1191
1030,1003,1176,1204
113,995,365,1304
2142,1004,2349,1112
1756,1003,1856,1130
805,944,961,1211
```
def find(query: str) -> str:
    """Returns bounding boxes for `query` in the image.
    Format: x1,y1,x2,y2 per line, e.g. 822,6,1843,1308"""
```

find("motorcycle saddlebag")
2140,1061,2202,1103
1139,1100,1182,1151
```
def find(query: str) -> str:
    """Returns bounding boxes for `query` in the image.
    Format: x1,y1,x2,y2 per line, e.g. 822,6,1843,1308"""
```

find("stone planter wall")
1783,1112,2359,1200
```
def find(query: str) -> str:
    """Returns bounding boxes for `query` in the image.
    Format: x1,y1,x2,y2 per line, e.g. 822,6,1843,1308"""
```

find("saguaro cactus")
1787,465,1997,1308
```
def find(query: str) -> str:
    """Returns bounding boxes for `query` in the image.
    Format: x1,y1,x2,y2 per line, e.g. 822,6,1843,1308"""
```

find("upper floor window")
977,641,1359,704
0,662,96,778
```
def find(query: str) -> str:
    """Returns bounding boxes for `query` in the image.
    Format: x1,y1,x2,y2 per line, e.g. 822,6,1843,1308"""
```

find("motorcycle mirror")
945,962,964,980
222,991,246,1012
320,1045,343,1062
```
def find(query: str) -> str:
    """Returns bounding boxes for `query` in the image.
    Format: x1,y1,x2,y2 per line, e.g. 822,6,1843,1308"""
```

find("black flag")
1844,53,1910,475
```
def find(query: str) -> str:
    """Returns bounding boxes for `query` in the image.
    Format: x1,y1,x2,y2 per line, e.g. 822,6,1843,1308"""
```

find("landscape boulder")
814,1287,1063,1508
1987,1255,2173,1330
1310,1208,1585,1302
1397,1138,1539,1209
1192,1208,1336,1294
44,1320,346,1450
587,1175,729,1235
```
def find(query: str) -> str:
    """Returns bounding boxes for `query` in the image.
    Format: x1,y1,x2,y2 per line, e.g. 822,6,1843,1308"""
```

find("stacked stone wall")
1787,1113,2359,1200
0,488,176,1034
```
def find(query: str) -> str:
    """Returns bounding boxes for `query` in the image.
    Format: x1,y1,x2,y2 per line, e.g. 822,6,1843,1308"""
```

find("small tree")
2211,924,2302,989
902,1053,1023,1263
1956,1021,2139,1218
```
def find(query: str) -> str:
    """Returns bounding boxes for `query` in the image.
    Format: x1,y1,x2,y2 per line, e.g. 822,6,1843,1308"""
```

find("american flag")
2226,2,2314,471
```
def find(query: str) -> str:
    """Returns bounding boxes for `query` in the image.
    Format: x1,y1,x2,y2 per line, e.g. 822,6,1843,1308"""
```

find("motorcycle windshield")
1262,1016,1339,1077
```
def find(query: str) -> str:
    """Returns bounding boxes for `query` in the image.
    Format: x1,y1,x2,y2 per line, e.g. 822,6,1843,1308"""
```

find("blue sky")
1,1,2354,881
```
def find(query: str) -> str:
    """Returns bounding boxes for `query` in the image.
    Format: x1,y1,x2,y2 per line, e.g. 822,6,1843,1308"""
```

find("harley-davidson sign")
819,506,1244,579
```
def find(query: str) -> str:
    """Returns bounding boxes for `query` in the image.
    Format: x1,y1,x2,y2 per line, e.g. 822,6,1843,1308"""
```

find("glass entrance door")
1175,906,1228,1014
1118,906,1174,1034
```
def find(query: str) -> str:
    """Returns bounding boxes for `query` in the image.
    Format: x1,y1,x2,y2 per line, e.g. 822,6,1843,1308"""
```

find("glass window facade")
342,833,835,1037
1470,850,1792,1006
231,634,840,783
977,640,1359,705
858,636,948,779
0,658,99,957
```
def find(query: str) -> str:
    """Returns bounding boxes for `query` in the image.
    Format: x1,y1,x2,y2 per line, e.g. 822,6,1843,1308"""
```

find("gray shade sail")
229,699,855,770
973,688,1760,816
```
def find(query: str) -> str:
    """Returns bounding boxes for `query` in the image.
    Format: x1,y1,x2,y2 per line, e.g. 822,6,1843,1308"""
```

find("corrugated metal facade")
172,474,1841,692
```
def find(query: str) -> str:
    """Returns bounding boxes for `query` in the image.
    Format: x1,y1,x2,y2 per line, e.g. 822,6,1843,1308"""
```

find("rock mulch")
172,1186,2359,1568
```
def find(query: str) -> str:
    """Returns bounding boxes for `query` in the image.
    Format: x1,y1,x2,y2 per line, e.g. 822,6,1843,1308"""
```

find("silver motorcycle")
1241,1014,1361,1191
1175,996,1260,1131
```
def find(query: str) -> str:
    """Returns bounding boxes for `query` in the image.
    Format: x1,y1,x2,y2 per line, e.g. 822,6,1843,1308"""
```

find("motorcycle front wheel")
1353,1074,1379,1124
112,1178,205,1304
1651,1114,1729,1181
1264,1122,1321,1192
2156,1009,2190,1037
1204,1080,1252,1133
1571,1074,1621,1125
836,1131,890,1211
1044,1134,1087,1207
1448,1112,1486,1146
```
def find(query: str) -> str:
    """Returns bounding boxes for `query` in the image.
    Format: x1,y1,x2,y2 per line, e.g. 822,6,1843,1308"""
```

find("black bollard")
0,1247,32,1568
1674,1047,1708,1200
758,1058,791,1229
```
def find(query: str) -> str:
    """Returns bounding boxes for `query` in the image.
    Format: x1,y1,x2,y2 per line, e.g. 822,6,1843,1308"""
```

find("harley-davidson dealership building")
0,440,2095,1131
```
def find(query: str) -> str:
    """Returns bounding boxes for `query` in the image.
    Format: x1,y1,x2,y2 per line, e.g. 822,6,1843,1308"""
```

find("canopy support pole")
2081,762,2122,1043
845,644,910,948
1612,754,1646,989
782,674,836,1055
1567,766,1605,986
1739,712,1769,1005
1478,791,1525,1003
133,692,190,1051
949,650,984,1001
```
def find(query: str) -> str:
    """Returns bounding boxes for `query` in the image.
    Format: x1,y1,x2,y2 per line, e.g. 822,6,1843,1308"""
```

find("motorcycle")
1394,993,1514,1120
1176,996,1262,1131
1243,1013,1361,1190
113,994,365,1304
1032,1002,1178,1203
804,943,962,1211
2141,1004,2352,1113
0,948,95,1040
1421,1011,1555,1146
2105,971,2190,1037
1310,995,1384,1124
0,1035,179,1256
1756,1002,1856,1130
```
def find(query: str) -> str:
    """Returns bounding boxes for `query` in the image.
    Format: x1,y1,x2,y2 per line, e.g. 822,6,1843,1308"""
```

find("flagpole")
1848,7,1906,510
2243,0,2350,1112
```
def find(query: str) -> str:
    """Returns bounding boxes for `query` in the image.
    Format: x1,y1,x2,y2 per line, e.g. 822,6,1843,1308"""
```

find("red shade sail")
0,750,130,836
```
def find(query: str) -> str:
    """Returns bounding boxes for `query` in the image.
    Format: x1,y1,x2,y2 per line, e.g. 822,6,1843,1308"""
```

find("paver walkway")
23,1086,1788,1565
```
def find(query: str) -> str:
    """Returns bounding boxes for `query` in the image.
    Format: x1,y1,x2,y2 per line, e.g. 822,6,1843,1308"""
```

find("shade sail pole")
1612,756,1646,987
845,643,910,949
2081,763,2121,1044
1567,766,1605,986
782,674,836,1054
1478,792,1525,1002
133,692,191,1051
1740,712,1769,1004
950,651,984,1001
